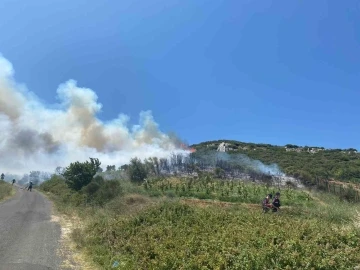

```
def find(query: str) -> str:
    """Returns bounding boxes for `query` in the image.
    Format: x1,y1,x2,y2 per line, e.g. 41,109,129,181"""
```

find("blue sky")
0,0,359,149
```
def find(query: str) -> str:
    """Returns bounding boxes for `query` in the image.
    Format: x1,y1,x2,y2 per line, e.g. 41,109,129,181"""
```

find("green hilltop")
191,140,360,184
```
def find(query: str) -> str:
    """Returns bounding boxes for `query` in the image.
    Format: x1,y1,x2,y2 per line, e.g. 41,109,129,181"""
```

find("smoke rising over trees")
0,54,188,174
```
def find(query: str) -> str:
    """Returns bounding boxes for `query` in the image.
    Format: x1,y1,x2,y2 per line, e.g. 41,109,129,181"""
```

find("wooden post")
327,180,330,193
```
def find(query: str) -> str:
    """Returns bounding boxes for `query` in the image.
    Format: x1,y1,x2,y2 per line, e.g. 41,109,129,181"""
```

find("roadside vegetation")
0,180,13,202
40,157,360,270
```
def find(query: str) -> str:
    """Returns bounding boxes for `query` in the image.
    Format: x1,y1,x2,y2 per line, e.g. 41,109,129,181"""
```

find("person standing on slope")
12,179,15,185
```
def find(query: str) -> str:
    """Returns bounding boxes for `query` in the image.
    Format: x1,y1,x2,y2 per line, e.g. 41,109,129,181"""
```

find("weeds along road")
0,186,62,270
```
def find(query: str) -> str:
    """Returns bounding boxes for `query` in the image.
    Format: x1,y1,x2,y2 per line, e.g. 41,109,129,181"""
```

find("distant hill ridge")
190,139,360,184
191,139,358,153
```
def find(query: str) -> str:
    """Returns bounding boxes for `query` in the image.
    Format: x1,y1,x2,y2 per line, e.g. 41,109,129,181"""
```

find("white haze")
0,54,188,175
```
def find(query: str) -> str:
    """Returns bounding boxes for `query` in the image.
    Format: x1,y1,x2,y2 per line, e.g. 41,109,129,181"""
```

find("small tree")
128,158,148,184
63,158,101,191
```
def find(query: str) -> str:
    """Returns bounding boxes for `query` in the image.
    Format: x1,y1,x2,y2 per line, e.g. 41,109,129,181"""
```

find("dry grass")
106,193,157,216
50,209,100,270
0,182,15,202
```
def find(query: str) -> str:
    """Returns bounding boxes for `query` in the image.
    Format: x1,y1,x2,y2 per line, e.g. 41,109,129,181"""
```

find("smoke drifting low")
215,152,284,176
0,54,187,174
191,150,284,176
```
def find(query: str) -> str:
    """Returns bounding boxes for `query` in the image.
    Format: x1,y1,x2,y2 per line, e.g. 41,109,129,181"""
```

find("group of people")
262,192,281,213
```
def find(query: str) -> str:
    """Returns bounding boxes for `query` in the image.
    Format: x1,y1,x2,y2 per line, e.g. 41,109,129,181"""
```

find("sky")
0,0,359,151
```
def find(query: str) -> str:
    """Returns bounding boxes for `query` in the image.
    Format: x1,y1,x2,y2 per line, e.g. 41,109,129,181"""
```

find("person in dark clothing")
262,194,273,213
272,192,281,212
27,181,33,192
12,179,15,185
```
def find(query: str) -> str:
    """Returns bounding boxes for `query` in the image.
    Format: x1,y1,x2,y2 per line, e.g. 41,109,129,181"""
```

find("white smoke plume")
0,54,187,175
215,151,284,176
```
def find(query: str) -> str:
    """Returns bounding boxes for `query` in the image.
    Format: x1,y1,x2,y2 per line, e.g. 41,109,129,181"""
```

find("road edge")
0,184,16,203
40,191,100,270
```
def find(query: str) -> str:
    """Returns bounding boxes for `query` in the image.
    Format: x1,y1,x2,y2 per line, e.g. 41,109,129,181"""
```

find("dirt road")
0,187,62,270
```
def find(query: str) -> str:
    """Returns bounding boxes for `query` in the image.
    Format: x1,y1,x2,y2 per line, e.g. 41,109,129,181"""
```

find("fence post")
327,180,330,193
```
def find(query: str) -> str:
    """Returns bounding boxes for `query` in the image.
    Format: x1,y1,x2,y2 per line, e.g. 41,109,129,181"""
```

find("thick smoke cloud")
0,54,187,174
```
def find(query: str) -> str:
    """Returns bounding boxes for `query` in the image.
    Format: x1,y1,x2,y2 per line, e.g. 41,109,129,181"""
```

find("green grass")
40,176,360,270
73,201,360,270
0,180,13,202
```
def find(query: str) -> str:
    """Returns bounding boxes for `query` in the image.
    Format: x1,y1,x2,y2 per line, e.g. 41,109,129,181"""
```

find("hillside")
190,140,360,184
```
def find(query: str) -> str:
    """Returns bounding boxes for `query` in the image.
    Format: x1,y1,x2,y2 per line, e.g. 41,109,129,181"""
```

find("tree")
159,158,170,173
55,167,65,175
128,158,148,184
63,158,101,191
106,165,116,172
1,173,4,180
119,164,129,171
285,144,299,149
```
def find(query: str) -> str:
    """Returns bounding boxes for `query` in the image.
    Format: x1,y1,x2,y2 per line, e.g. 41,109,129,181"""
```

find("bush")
82,175,104,196
82,177,123,206
165,190,176,198
40,175,69,196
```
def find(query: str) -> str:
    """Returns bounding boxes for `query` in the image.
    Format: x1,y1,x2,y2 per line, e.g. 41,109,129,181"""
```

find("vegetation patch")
0,180,13,202
192,140,360,184
75,202,360,270
144,177,314,208
39,157,360,270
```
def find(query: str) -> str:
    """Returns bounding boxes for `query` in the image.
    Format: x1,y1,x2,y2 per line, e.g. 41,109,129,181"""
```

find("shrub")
82,177,122,206
40,175,68,196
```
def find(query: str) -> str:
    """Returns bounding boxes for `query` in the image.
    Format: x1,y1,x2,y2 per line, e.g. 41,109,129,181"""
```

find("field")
41,176,360,270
